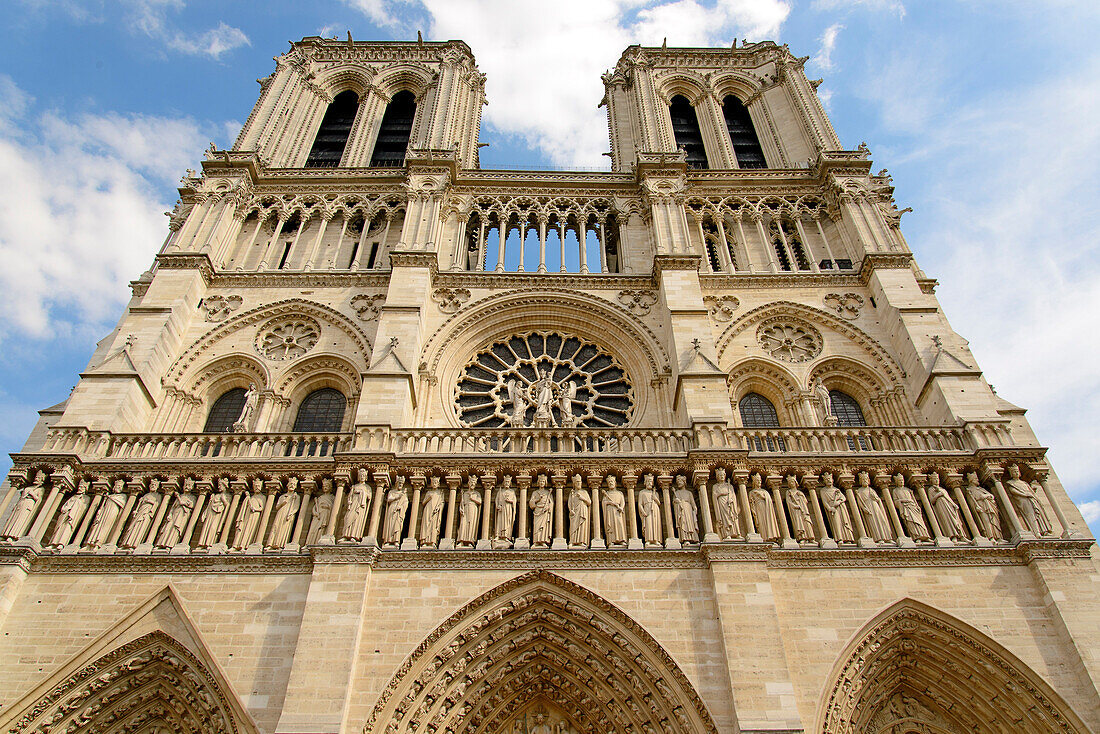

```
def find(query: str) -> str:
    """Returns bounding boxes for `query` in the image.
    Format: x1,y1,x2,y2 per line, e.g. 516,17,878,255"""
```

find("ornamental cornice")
859,252,913,282
652,254,703,274
155,253,214,284
375,549,707,569
699,273,861,289
210,271,391,289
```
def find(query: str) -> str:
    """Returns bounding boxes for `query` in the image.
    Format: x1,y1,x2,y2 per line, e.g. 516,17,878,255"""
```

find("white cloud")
1081,501,1100,525
342,0,791,167
816,23,843,70
811,0,904,16
0,75,210,340
167,21,250,59
120,0,249,59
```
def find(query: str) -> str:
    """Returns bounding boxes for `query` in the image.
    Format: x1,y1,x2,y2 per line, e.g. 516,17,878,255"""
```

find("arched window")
830,390,867,426
203,388,247,433
306,90,359,168
739,392,781,427
722,95,766,168
668,95,708,169
292,388,347,432
370,90,416,167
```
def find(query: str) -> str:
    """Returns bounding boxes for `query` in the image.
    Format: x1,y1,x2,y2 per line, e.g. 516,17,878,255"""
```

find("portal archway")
816,599,1090,734
364,570,719,733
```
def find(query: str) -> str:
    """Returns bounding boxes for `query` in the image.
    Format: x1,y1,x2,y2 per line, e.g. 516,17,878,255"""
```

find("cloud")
1081,501,1100,525
167,21,250,59
816,23,843,70
342,0,791,167
120,0,249,58
811,0,904,16
0,75,211,340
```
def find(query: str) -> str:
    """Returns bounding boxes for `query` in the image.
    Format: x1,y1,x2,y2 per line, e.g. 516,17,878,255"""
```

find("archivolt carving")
726,357,802,411
272,354,363,398
5,631,253,734
808,356,895,416
373,62,436,98
817,599,1090,734
185,355,270,401
364,570,719,734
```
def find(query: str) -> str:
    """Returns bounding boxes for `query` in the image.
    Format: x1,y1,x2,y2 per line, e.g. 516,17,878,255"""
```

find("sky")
1,0,1098,535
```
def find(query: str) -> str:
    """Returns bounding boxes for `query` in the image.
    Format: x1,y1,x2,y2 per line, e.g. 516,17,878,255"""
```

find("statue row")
0,463,1065,553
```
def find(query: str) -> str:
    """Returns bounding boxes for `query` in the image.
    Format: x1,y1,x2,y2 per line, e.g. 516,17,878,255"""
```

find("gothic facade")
0,37,1097,734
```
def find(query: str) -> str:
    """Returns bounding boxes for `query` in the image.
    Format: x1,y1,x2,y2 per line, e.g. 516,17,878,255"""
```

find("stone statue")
119,481,161,548
231,485,265,550
784,475,815,542
927,472,965,541
2,470,45,539
493,475,517,547
891,474,930,541
637,474,662,547
381,476,408,547
748,473,780,542
530,367,558,427
530,712,553,734
231,383,260,433
340,469,371,541
48,479,91,547
85,480,127,548
602,476,627,546
420,476,445,547
456,476,482,547
530,475,553,547
1003,464,1052,536
965,472,1002,540
306,491,334,545
818,473,854,543
814,378,834,425
197,480,232,547
855,471,892,542
506,379,528,428
559,380,578,428
267,484,302,549
567,475,591,547
157,478,196,547
711,468,739,540
672,475,699,543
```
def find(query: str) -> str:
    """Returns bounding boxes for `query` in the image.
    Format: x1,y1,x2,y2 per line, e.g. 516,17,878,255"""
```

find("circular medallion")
256,317,321,361
756,320,822,362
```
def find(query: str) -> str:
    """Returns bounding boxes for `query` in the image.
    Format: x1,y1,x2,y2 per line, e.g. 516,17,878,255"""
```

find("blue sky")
1,0,1098,535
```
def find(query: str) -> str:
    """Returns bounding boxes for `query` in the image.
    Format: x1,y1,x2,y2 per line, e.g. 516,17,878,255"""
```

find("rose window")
757,321,822,362
456,332,632,428
256,318,321,361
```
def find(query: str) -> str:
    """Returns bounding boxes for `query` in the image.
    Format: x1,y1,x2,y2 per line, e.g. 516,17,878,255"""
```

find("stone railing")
387,428,695,455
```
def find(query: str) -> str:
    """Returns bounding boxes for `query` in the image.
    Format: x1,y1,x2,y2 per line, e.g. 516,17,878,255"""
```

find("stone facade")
0,36,1097,734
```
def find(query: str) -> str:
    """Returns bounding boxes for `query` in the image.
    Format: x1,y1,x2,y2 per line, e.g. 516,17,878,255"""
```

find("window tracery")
756,320,823,362
204,388,248,433
256,317,321,361
292,388,347,432
830,389,867,427
738,392,780,428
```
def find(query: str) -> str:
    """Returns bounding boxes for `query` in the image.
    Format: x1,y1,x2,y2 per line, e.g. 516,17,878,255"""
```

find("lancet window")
722,95,766,168
204,388,247,433
668,95,708,169
768,217,811,271
305,90,359,168
830,390,867,427
738,392,781,428
370,90,416,167
699,218,739,272
292,388,347,432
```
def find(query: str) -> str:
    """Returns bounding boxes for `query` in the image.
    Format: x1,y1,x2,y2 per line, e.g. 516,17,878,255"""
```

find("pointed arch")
363,570,719,734
816,598,1090,734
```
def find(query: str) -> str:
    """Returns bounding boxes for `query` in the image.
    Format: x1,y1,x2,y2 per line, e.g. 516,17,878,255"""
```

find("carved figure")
1003,464,1052,536
382,476,408,546
119,482,161,548
530,475,553,547
855,471,892,542
711,468,739,540
267,485,302,549
637,474,662,546
157,479,196,547
48,480,91,547
891,474,930,541
457,476,482,547
785,475,815,542
306,492,334,545
672,475,699,543
568,475,591,547
965,472,1002,540
340,469,371,541
86,480,128,548
506,379,528,428
559,380,578,428
2,470,45,539
494,475,517,546
529,367,558,427
748,473,780,542
231,485,265,550
197,482,231,547
818,473,854,542
231,383,260,433
927,472,965,540
602,476,627,546
814,379,834,425
420,476,445,547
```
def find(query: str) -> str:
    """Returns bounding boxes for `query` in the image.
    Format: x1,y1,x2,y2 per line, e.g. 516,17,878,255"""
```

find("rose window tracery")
256,317,321,361
756,320,822,362
456,332,633,428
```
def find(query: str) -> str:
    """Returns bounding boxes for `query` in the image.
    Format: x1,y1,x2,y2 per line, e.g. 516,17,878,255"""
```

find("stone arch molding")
816,598,1091,734
364,570,720,734
0,586,259,734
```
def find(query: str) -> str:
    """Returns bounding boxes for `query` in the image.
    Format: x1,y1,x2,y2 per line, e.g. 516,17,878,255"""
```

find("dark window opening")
739,392,781,427
370,90,416,167
347,242,359,269
204,388,247,433
830,390,867,427
292,388,347,433
278,242,293,269
722,95,766,169
305,90,359,168
366,243,378,269
669,95,708,169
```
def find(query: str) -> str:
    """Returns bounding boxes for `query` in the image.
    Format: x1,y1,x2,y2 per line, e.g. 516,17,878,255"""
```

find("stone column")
251,480,279,552
476,475,494,550
440,474,460,550
401,476,423,550
658,475,679,549
514,475,530,549
1035,471,1074,538
839,473,872,548
27,473,69,544
365,473,387,547
803,475,833,549
72,489,104,550
912,474,949,547
551,475,567,550
622,473,642,549
877,474,909,546
322,477,345,545
982,465,1028,541
217,482,245,549
141,484,175,551
734,471,759,541
694,470,718,543
767,474,797,549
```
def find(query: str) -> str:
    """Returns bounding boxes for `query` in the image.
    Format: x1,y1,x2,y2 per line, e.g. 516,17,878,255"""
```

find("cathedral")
0,35,1097,734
